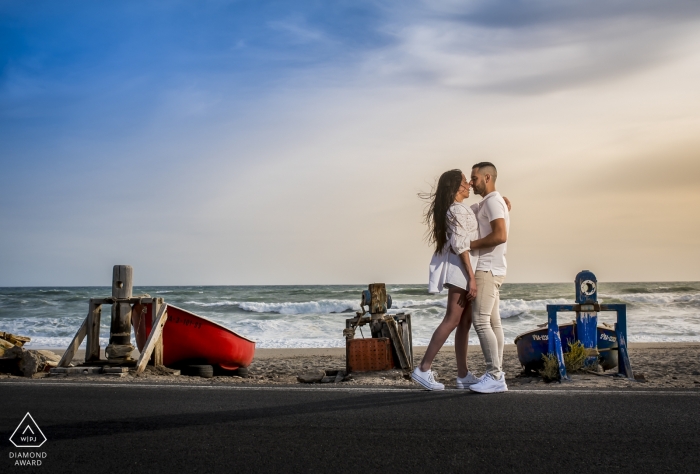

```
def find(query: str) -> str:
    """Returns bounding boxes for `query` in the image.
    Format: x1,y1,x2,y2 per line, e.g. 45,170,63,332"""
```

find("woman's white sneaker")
456,371,480,389
411,367,445,391
469,373,508,393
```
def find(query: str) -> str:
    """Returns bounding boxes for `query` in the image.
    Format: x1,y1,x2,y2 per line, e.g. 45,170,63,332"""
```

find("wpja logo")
8,413,47,467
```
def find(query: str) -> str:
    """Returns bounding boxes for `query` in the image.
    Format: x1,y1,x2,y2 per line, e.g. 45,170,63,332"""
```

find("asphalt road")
1,382,699,473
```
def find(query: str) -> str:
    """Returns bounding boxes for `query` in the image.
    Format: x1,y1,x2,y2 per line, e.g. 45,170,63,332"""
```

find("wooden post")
368,283,387,338
136,304,168,374
85,300,102,362
106,265,135,361
58,315,88,367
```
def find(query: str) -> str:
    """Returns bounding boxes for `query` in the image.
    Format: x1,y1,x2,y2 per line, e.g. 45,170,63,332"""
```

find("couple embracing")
412,162,511,394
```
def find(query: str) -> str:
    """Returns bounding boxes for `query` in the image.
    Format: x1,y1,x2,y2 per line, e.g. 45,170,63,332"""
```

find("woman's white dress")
428,202,479,293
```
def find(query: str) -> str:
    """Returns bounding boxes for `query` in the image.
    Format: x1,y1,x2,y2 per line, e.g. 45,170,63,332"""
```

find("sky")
1,0,700,286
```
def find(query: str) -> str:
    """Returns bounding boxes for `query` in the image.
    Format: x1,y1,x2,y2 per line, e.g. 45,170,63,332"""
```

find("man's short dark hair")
472,162,497,180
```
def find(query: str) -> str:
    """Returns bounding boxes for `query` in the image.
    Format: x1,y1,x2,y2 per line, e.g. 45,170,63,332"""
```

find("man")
467,162,510,394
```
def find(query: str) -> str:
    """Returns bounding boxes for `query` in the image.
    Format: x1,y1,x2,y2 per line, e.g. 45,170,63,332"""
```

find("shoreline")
3,341,697,390
28,341,700,360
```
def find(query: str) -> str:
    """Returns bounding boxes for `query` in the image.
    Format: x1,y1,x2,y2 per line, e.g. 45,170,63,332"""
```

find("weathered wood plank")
383,316,412,371
102,367,129,374
401,315,413,367
50,367,103,375
85,302,102,362
57,315,88,367
148,299,165,366
369,283,387,314
135,304,168,374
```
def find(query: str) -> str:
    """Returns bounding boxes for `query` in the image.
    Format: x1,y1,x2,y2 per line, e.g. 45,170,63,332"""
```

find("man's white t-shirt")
474,191,509,276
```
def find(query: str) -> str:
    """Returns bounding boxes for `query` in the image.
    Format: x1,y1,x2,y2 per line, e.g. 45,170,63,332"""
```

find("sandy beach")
5,342,699,390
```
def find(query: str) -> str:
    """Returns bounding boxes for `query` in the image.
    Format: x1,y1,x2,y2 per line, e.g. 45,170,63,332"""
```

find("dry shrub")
539,353,560,381
564,340,587,372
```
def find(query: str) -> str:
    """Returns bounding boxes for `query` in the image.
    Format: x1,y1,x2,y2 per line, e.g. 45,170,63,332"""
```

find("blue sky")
2,1,700,285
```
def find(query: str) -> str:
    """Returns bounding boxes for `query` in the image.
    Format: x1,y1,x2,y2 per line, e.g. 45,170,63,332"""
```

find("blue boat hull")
514,323,618,372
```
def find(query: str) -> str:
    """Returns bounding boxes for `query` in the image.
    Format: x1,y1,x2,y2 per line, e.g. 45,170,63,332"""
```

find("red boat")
132,304,255,370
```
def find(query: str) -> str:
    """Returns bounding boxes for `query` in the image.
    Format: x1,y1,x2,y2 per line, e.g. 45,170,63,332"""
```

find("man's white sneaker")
456,371,480,389
469,373,508,393
411,367,445,391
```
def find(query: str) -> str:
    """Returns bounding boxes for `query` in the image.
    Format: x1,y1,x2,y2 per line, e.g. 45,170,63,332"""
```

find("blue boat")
514,322,618,373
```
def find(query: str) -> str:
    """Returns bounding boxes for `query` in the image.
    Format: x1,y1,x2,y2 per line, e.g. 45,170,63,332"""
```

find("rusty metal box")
346,337,395,372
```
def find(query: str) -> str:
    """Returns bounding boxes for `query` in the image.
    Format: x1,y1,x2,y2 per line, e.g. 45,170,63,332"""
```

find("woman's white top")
428,202,479,293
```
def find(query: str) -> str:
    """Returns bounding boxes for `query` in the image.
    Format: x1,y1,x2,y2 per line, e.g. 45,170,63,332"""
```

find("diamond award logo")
10,412,47,448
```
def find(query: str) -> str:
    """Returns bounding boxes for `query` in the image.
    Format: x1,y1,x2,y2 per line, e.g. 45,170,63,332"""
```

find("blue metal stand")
546,303,634,380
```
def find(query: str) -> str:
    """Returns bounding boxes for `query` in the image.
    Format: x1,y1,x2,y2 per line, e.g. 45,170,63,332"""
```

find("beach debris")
297,370,325,383
344,283,414,374
181,364,214,378
0,338,15,357
297,369,346,384
0,332,31,352
0,346,61,377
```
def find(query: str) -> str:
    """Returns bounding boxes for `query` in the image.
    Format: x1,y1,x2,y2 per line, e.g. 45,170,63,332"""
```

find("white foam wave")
499,298,570,318
239,300,360,315
391,298,447,309
184,300,239,307
182,299,361,314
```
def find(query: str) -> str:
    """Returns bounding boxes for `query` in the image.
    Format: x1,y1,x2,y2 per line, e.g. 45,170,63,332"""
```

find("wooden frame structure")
57,296,169,374
345,283,414,374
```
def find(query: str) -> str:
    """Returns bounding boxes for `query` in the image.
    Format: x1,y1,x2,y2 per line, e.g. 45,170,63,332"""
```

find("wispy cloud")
267,17,327,44
363,0,700,93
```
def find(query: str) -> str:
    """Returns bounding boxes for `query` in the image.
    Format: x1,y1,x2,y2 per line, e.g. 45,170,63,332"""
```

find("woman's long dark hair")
420,169,463,254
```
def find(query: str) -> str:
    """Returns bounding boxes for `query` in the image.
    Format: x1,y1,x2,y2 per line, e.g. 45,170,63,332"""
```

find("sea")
1,282,698,349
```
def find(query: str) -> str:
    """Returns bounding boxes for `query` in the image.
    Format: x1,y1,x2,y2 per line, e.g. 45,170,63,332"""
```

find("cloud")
267,17,327,44
363,0,700,94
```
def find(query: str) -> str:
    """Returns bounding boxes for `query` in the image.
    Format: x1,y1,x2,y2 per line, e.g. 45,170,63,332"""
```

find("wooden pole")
106,265,135,361
368,283,387,338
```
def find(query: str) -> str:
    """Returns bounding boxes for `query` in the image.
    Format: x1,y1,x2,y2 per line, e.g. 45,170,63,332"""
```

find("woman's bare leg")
419,285,468,372
454,301,472,378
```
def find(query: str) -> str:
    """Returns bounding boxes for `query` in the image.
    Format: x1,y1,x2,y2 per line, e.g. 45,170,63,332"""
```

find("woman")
411,169,479,391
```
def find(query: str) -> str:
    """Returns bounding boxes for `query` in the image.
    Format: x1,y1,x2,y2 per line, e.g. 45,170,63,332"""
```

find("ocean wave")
391,298,448,309
182,299,361,314
602,292,700,306
184,300,239,307
239,300,360,315
499,298,570,318
181,296,577,316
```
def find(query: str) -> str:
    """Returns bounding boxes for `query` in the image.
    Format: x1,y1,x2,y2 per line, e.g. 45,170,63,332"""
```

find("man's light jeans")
472,270,506,379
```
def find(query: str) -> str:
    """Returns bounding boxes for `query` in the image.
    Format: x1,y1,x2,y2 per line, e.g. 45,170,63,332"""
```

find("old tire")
182,364,214,378
233,367,249,377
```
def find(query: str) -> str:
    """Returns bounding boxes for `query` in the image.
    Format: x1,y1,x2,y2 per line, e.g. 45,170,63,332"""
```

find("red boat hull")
133,304,255,370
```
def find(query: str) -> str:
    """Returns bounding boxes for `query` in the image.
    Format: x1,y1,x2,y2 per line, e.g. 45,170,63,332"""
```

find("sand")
3,342,699,390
